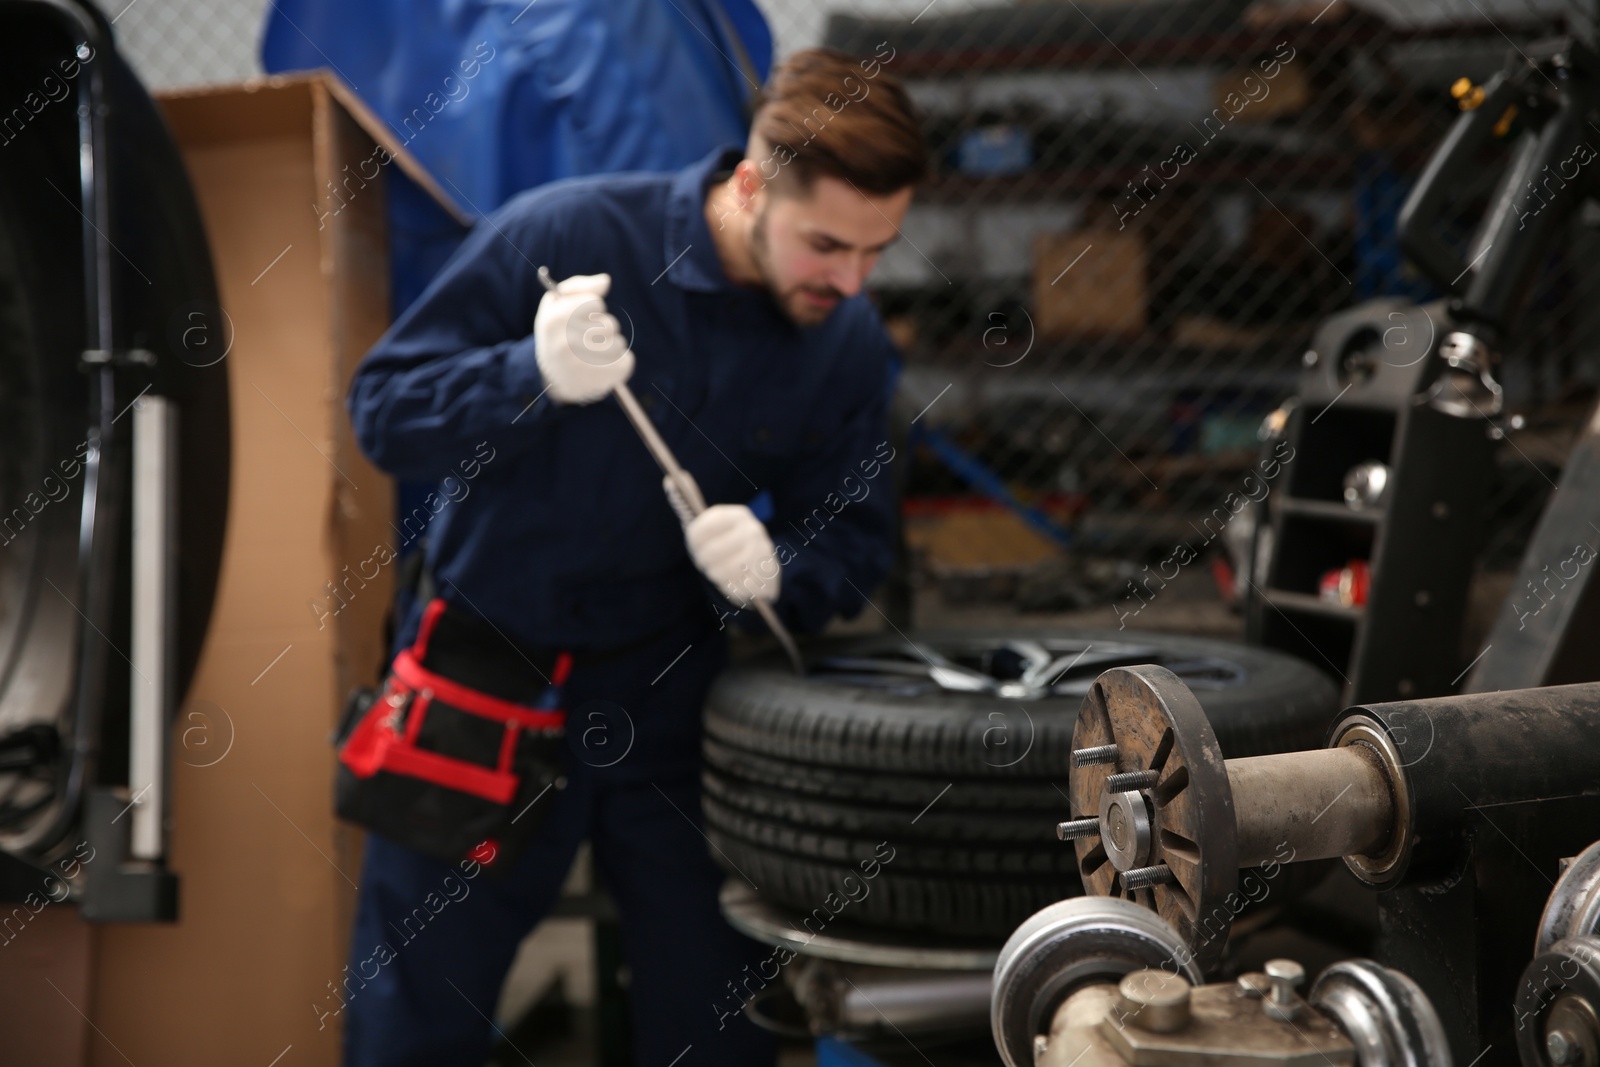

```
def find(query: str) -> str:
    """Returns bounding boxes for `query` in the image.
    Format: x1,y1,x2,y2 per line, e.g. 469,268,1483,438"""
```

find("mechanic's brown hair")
749,47,928,196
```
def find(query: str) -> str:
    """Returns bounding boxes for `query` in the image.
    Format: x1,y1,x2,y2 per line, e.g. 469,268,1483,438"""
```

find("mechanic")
340,47,928,1067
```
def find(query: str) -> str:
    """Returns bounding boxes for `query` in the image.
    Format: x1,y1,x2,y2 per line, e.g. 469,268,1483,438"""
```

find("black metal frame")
1246,299,1495,704
1252,34,1600,702
0,0,230,920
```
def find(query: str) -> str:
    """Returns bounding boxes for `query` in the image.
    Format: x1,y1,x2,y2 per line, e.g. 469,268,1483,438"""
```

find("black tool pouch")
333,597,570,871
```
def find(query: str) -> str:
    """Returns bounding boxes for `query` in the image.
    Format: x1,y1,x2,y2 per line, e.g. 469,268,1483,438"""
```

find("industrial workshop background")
114,0,1598,626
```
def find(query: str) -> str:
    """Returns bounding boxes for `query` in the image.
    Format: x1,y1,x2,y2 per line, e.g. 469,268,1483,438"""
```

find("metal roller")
991,896,1202,1067
1539,841,1600,958
1332,685,1600,887
1515,936,1600,1067
991,897,1449,1066
1311,960,1454,1067
1518,842,1600,1066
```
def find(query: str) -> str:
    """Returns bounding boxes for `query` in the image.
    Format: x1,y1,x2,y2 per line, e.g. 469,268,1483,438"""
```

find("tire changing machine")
721,882,1001,1065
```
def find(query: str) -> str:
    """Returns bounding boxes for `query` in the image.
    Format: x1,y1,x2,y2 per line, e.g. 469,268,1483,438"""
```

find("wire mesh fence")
110,0,1600,623
843,0,1600,617
108,0,268,89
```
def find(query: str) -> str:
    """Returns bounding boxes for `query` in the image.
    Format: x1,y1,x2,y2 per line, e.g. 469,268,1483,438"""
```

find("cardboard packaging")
1032,228,1149,340
0,72,461,1066
1210,60,1312,123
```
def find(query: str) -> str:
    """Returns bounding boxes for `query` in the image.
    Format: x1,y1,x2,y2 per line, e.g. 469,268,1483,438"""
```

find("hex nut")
1263,958,1306,1022
1237,973,1272,999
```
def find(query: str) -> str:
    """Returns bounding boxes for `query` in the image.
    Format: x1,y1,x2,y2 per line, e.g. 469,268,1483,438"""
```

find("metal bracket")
79,347,155,367
80,787,177,922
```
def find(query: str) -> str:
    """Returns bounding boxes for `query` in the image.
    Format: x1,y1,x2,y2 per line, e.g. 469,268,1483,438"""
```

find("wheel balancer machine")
1060,665,1600,1063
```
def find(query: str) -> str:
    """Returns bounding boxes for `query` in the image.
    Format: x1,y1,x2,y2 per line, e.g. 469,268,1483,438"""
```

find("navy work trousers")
338,614,778,1067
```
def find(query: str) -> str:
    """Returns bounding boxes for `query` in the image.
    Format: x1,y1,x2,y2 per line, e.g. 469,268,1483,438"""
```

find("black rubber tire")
0,6,229,854
702,762,1062,845
703,628,1339,937
715,834,1075,937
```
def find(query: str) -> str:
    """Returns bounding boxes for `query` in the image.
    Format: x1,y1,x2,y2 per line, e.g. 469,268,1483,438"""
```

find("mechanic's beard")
751,205,842,328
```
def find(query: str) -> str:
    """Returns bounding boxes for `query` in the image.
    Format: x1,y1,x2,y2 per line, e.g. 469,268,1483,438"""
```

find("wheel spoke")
816,640,1251,700
1006,640,1053,686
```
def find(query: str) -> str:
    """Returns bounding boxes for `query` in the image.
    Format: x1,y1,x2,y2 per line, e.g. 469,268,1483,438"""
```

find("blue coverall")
341,144,901,1065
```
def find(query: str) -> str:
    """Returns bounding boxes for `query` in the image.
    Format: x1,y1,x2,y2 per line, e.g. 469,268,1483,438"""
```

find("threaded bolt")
1263,958,1305,1022
1056,817,1100,841
1072,744,1119,767
1121,864,1176,890
1106,769,1161,792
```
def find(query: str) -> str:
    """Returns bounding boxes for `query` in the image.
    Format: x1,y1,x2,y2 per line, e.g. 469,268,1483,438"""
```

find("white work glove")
665,473,780,608
533,272,635,404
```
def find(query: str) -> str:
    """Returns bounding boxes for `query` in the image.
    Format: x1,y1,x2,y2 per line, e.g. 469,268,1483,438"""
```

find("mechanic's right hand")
684,504,781,609
533,272,635,404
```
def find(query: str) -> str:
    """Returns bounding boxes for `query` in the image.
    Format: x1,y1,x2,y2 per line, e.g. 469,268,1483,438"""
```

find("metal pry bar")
536,266,805,675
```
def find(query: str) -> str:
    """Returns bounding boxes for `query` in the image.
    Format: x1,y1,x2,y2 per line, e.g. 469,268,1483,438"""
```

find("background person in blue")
342,48,928,1066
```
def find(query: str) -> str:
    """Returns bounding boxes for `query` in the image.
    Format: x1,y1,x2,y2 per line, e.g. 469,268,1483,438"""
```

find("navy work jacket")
348,145,900,653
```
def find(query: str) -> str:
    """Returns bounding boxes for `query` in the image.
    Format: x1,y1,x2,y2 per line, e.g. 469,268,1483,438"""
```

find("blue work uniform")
340,144,900,1065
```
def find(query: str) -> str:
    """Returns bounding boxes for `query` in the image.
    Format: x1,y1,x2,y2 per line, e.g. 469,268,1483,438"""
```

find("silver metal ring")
991,896,1201,1067
1330,716,1410,886
1310,959,1453,1067
1538,839,1600,957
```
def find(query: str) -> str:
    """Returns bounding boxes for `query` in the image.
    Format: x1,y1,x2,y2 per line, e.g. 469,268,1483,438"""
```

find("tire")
0,7,229,854
703,628,1339,937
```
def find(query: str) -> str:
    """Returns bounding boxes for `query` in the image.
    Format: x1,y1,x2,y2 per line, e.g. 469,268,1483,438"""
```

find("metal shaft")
833,969,993,1035
537,267,804,675
612,382,689,487
1226,746,1393,867
130,395,175,861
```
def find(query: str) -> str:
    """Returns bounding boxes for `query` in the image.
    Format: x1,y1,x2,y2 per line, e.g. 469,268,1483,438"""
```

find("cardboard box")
1171,313,1283,350
1211,61,1312,123
905,503,1065,605
1032,228,1148,340
0,72,457,1066
907,507,1063,573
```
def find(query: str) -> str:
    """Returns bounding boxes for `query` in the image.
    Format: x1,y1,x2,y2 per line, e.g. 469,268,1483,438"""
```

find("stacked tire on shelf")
703,629,1340,938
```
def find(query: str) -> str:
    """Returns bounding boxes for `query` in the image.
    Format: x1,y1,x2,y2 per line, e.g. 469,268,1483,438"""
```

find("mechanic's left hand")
533,272,635,404
683,504,781,608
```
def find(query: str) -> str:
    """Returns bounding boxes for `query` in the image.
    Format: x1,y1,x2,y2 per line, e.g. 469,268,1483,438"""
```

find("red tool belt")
334,598,571,869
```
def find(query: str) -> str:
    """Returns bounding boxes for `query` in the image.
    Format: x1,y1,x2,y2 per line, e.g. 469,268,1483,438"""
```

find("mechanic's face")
750,175,912,327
